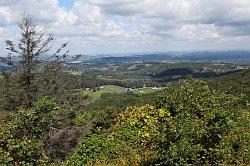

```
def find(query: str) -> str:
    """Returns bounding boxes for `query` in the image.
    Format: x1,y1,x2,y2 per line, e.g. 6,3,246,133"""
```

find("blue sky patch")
59,0,74,10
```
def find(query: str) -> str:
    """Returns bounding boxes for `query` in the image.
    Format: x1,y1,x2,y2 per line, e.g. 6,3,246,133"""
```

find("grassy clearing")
91,85,126,101
83,85,162,101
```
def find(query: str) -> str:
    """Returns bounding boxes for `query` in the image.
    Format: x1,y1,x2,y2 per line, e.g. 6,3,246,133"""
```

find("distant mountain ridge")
1,51,250,70
80,51,250,66
0,65,15,71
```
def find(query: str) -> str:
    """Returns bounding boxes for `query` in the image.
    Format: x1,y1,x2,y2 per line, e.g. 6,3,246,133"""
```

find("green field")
84,85,162,101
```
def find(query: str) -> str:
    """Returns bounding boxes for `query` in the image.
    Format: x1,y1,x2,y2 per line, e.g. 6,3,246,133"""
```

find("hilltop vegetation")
69,79,250,166
1,74,250,165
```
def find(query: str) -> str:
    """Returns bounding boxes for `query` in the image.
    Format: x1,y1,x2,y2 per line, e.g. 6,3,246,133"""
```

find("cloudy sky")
1,0,250,55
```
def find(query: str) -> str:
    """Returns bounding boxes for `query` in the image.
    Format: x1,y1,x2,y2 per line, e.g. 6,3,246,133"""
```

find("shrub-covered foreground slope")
69,79,250,166
0,78,249,165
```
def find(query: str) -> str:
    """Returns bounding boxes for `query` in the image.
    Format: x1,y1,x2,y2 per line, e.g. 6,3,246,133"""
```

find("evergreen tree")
0,15,68,109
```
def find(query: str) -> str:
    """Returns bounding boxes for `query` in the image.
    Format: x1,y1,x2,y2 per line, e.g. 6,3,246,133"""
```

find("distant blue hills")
95,51,250,61
1,51,250,70
0,65,15,71
81,51,250,66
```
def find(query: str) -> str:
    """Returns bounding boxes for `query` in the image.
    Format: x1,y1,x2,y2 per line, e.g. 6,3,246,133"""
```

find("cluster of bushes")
0,97,55,165
68,79,250,165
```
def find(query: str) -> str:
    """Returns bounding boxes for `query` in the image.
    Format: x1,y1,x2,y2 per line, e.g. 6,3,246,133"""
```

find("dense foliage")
69,79,250,165
0,97,55,165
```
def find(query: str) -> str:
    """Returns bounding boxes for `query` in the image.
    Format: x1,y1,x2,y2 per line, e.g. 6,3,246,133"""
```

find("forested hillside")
208,69,250,100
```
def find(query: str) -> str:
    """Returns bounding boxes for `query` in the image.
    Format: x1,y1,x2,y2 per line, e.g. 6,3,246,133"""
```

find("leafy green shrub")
156,78,250,165
77,92,160,134
69,105,171,165
74,112,92,127
0,97,56,165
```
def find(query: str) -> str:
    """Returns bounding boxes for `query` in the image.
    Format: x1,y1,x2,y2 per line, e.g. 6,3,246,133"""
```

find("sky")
1,0,250,55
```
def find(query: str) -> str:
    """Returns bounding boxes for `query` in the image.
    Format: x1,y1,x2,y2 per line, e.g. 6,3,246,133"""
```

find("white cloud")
88,0,250,39
0,0,60,25
0,26,10,38
1,0,250,54
177,24,220,41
